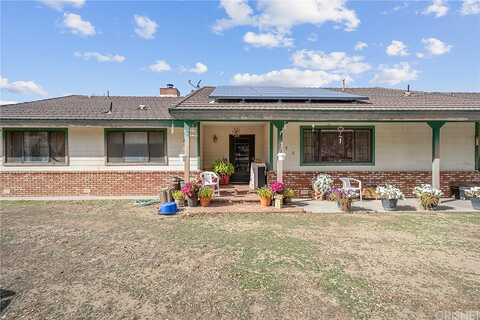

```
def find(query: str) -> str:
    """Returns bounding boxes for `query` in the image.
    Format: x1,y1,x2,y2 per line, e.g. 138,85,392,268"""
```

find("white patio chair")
339,177,363,201
200,171,220,196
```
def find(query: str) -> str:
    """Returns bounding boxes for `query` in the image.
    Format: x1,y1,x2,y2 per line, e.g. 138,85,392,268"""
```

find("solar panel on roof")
209,86,368,101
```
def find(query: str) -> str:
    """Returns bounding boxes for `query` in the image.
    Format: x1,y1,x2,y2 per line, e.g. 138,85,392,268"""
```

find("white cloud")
422,37,452,55
461,0,480,15
189,62,208,74
214,0,360,46
243,31,293,48
423,0,449,17
354,41,367,51
39,0,85,10
371,62,418,85
213,0,257,33
148,60,171,72
63,13,95,36
291,50,370,74
74,52,126,63
232,68,348,87
416,52,425,58
0,100,18,105
0,75,48,96
386,40,409,56
134,15,158,39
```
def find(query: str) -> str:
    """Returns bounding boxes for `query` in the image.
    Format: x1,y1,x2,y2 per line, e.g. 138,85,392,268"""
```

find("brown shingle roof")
173,86,480,110
0,95,182,120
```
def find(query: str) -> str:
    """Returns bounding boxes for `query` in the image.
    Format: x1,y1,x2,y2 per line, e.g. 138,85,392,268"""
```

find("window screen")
302,127,373,164
5,130,67,164
106,130,167,164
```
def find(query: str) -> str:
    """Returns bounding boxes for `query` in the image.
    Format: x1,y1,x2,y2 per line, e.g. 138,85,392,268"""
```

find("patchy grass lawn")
1,201,479,319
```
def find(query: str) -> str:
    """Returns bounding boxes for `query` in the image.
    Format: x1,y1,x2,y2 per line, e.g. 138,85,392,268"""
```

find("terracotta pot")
260,197,271,207
199,198,211,207
219,175,230,185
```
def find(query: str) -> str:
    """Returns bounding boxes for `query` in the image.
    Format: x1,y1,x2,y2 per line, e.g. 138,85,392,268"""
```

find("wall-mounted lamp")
213,134,218,143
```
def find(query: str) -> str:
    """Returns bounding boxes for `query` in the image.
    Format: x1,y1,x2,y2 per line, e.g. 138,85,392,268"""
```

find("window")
5,129,67,164
301,127,374,165
106,130,167,164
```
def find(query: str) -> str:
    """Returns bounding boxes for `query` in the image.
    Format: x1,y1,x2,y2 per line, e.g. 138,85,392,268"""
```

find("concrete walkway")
298,198,477,213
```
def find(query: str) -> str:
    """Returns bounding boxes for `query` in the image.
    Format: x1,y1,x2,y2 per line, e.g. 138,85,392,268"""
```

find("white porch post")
428,121,446,190
183,121,191,183
273,121,287,183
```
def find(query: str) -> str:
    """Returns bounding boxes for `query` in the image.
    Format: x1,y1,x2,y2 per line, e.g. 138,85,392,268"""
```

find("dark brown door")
229,135,255,183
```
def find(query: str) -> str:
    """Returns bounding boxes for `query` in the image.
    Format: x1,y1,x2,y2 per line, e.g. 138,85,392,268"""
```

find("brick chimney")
160,84,180,97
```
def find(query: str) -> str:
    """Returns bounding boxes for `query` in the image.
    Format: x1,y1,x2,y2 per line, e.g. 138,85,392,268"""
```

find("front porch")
181,120,479,197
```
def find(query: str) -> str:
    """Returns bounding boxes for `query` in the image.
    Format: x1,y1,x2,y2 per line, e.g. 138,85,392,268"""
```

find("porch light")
213,134,218,143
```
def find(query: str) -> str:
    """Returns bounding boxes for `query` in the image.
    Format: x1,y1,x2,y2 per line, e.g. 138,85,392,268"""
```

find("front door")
229,135,255,183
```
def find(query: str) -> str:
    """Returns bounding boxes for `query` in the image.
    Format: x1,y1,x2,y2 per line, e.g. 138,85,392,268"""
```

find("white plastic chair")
339,177,363,201
200,171,220,196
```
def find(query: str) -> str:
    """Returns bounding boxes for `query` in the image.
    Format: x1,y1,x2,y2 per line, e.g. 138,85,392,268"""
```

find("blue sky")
1,0,479,104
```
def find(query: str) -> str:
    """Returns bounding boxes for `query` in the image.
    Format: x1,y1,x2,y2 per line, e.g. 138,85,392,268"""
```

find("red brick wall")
267,171,480,198
1,171,199,196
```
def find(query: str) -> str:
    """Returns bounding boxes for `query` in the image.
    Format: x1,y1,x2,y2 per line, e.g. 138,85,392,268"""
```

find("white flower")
413,184,443,198
376,184,404,200
313,174,334,193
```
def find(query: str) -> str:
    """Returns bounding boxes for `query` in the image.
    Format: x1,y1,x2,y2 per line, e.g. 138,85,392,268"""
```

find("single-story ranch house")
1,85,479,197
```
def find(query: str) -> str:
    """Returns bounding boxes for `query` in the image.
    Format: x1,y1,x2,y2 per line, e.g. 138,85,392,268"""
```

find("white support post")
428,121,445,190
183,121,191,183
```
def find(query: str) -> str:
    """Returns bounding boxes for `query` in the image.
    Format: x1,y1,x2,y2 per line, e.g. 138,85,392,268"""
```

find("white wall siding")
1,127,199,172
281,122,475,171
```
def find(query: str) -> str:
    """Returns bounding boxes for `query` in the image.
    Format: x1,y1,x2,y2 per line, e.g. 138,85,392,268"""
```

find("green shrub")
212,159,235,176
256,187,273,199
172,190,184,201
198,186,214,199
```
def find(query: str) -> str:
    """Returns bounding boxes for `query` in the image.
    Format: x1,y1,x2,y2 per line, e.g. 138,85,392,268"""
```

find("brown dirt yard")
1,201,479,320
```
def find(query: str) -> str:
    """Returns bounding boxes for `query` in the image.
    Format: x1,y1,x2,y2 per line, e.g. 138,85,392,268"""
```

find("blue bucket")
159,202,177,215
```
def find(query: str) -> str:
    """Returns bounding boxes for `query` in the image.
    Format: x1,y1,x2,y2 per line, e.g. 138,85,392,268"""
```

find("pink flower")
270,182,285,194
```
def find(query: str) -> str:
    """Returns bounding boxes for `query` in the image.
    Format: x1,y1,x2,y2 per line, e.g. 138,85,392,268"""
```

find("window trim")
3,128,69,166
104,128,168,166
299,125,375,166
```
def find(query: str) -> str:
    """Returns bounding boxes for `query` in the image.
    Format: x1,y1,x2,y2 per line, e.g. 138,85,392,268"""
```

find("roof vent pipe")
404,84,411,96
342,79,346,91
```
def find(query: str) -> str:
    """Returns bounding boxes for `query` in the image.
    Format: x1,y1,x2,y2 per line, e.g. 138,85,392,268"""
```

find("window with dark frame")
5,130,67,164
106,130,167,164
302,127,373,164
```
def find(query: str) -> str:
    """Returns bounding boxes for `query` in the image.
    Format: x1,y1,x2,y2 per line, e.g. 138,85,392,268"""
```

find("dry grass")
1,201,479,319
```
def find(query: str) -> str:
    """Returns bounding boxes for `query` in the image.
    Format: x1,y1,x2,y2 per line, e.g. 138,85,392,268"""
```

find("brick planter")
1,171,199,196
267,171,480,198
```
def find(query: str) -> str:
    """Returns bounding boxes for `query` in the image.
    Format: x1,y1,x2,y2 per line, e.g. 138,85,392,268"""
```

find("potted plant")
465,187,480,210
256,187,273,207
331,188,357,212
198,186,214,207
181,181,200,207
376,184,404,211
212,159,235,185
283,188,295,204
413,184,443,211
312,174,334,200
172,190,185,208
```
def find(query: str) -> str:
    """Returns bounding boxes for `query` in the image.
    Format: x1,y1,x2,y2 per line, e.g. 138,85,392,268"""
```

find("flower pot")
260,197,271,207
219,175,230,185
471,198,480,210
186,197,198,207
274,195,283,209
338,200,352,212
199,198,211,207
381,198,398,211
